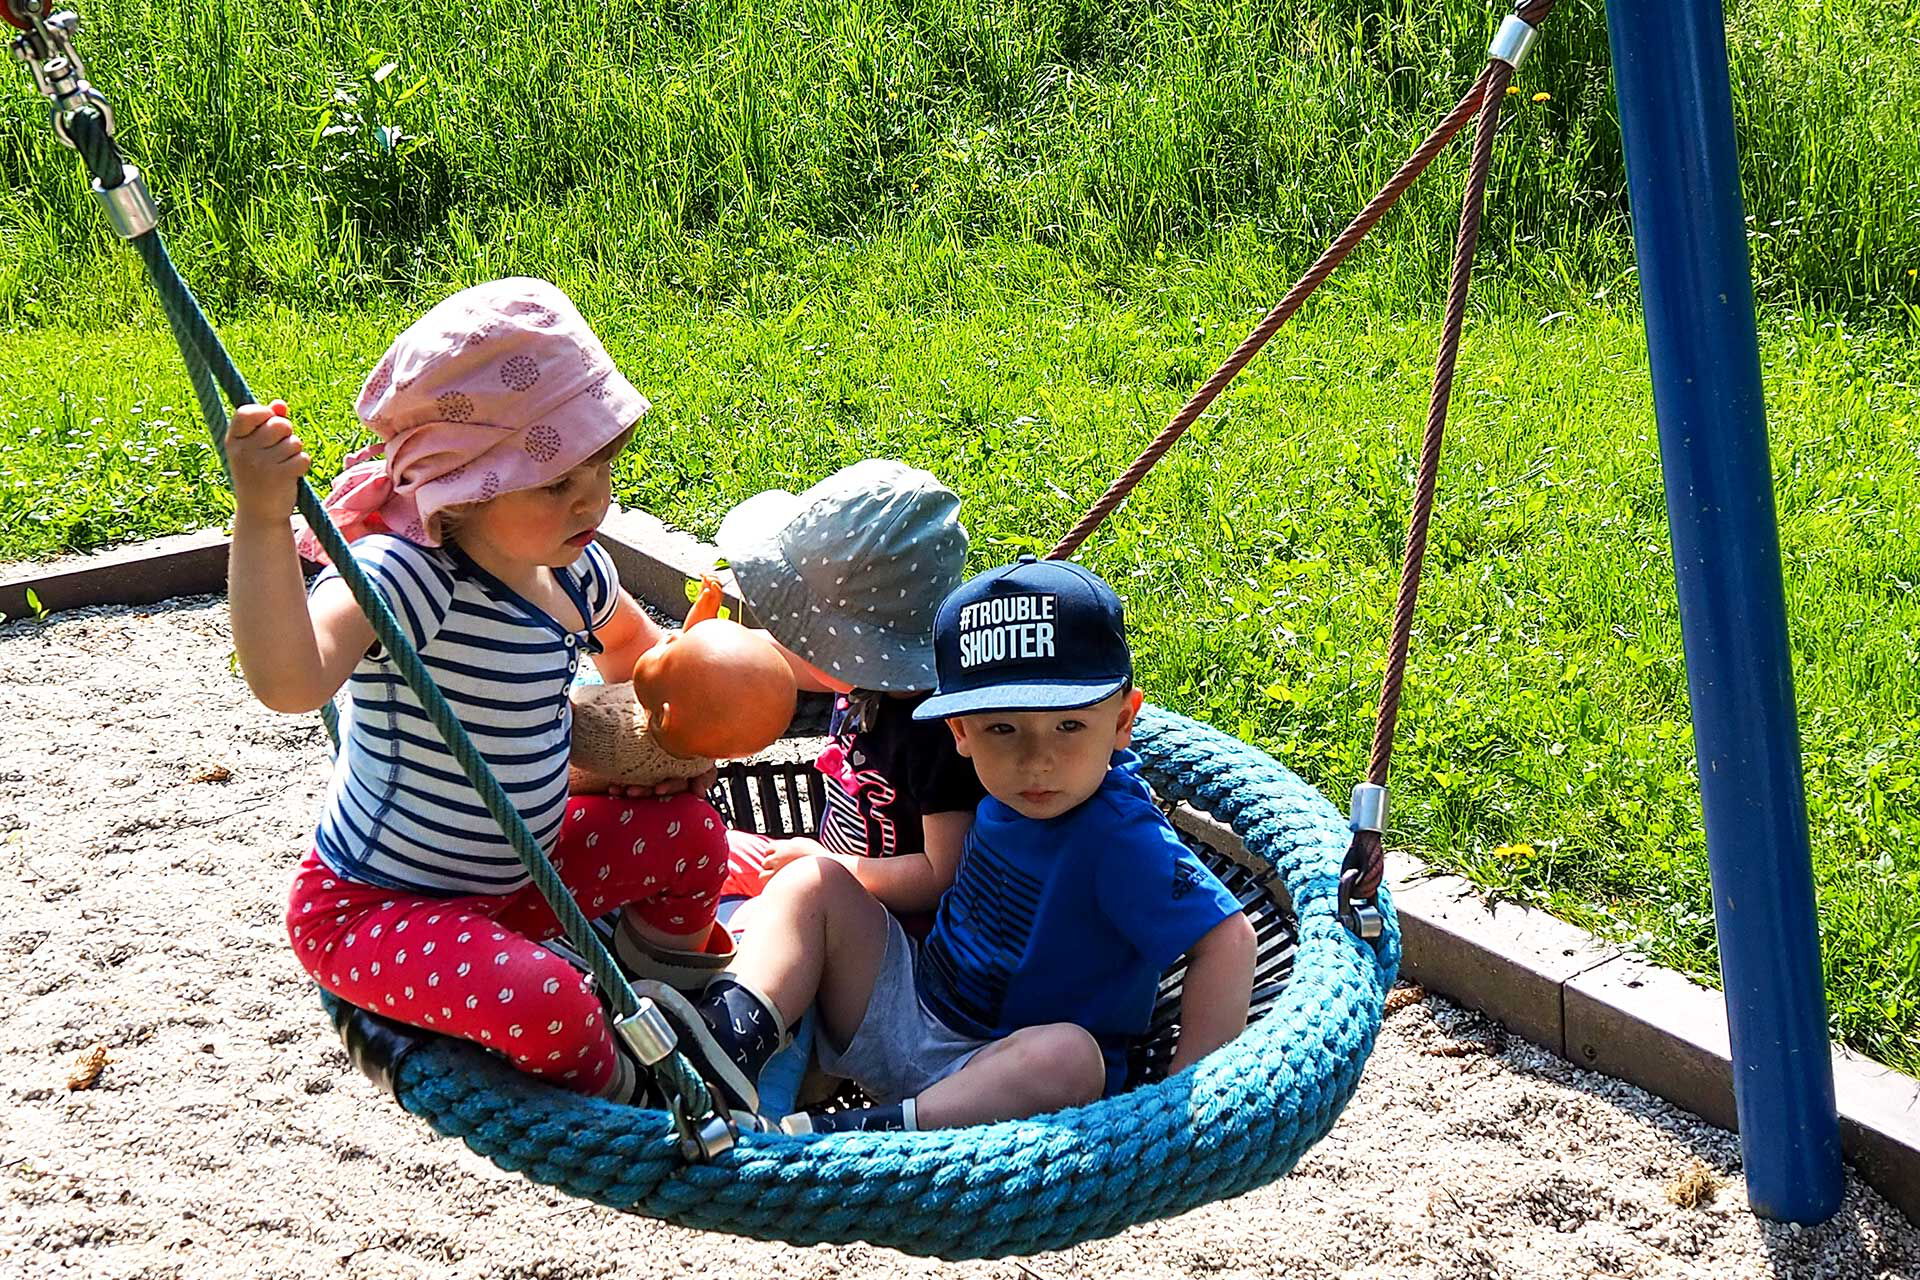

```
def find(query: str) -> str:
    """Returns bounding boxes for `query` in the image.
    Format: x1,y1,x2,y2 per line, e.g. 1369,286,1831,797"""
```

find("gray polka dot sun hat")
716,460,967,692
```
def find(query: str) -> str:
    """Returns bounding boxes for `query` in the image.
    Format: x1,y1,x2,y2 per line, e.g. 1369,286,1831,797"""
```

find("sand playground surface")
1,597,1915,1279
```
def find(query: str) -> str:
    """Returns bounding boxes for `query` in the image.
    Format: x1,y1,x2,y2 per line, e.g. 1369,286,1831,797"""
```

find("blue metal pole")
1602,0,1843,1223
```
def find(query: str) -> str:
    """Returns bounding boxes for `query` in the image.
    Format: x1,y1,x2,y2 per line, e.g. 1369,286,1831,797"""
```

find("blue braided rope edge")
376,705,1399,1259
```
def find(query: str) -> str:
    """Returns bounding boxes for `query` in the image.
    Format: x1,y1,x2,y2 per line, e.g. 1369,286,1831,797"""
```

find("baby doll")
569,577,796,792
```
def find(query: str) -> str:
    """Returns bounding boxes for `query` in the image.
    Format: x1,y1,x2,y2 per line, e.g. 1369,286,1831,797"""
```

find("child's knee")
537,963,609,1029
1018,1024,1106,1107
657,794,729,865
762,851,864,908
603,794,728,915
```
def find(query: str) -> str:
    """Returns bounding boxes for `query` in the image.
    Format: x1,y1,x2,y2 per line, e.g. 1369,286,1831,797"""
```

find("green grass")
3,241,1917,1075
3,0,1918,327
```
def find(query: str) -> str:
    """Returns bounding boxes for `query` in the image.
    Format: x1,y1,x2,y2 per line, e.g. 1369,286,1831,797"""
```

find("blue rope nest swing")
10,0,1562,1256
327,706,1398,1257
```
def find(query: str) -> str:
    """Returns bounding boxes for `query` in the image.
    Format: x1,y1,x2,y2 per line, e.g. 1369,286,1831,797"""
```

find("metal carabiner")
10,7,116,150
1338,866,1385,940
1338,783,1388,940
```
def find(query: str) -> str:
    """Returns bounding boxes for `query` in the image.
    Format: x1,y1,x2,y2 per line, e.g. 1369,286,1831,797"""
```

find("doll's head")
630,617,797,759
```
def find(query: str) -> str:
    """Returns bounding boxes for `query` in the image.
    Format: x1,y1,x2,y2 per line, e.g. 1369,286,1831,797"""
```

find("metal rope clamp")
9,6,116,149
615,997,679,1066
1340,782,1387,941
1488,13,1540,70
616,998,736,1161
93,164,158,239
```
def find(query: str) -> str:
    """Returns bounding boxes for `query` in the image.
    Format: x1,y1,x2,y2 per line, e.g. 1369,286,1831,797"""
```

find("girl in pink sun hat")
225,277,730,1103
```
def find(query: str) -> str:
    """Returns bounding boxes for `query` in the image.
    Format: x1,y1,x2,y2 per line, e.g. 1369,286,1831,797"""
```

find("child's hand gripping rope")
226,399,311,522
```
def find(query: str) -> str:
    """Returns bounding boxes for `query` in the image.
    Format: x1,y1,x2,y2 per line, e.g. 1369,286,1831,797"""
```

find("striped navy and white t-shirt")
311,535,619,896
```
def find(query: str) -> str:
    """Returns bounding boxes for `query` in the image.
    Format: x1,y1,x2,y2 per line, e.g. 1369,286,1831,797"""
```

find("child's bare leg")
726,857,891,1050
913,1023,1106,1129
637,857,891,1117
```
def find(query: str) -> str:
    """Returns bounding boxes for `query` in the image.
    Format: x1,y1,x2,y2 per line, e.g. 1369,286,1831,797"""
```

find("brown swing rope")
1347,52,1520,897
1050,0,1550,906
1045,68,1492,562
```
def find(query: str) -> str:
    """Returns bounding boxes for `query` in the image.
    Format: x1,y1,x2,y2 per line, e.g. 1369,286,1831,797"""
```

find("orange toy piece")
567,576,797,792
683,574,727,627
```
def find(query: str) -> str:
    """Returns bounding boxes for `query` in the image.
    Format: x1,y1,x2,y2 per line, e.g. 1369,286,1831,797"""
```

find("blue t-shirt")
915,750,1243,1094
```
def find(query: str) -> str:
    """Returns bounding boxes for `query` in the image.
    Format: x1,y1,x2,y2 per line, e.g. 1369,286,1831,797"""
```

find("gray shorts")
814,912,989,1103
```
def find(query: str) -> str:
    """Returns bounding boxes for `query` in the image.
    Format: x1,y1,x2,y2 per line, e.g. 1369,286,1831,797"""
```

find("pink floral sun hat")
295,277,649,563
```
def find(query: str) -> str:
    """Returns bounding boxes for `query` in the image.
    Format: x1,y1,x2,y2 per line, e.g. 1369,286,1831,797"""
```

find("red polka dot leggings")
286,792,728,1096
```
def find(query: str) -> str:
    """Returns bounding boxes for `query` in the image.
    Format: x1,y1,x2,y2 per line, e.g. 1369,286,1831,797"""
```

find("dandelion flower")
1492,843,1538,863
1910,268,1918,278
1506,85,1521,95
1532,91,1551,103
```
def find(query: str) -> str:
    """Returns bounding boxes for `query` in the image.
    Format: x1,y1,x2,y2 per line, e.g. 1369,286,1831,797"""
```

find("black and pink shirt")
814,691,985,861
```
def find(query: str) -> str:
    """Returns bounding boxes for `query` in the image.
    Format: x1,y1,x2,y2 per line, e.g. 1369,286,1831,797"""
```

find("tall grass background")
3,0,1917,326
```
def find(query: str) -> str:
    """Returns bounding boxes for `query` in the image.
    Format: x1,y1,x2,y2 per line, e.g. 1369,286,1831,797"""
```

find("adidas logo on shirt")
1172,863,1204,900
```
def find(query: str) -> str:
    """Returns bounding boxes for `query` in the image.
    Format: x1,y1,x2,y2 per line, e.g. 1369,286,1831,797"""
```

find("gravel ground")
1,598,1914,1279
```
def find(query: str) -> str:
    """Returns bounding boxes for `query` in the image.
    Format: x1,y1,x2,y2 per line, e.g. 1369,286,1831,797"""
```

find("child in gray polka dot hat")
716,461,983,911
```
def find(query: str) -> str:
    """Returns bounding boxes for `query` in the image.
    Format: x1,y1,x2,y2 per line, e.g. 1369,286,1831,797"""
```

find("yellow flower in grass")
1492,842,1538,863
1532,91,1551,103
1506,85,1521,95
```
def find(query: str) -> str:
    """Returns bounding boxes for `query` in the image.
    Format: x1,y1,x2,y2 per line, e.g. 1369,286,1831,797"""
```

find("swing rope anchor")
10,5,155,238
617,999,737,1161
9,6,113,148
1340,783,1388,940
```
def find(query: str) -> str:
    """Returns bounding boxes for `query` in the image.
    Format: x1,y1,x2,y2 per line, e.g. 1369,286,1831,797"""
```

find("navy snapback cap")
913,554,1132,719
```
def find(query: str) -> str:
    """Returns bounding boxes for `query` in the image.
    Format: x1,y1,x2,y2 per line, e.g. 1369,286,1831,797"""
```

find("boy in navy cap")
639,556,1257,1133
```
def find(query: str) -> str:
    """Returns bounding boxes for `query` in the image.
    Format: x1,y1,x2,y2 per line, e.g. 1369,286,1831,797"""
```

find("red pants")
721,829,774,898
287,793,728,1095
